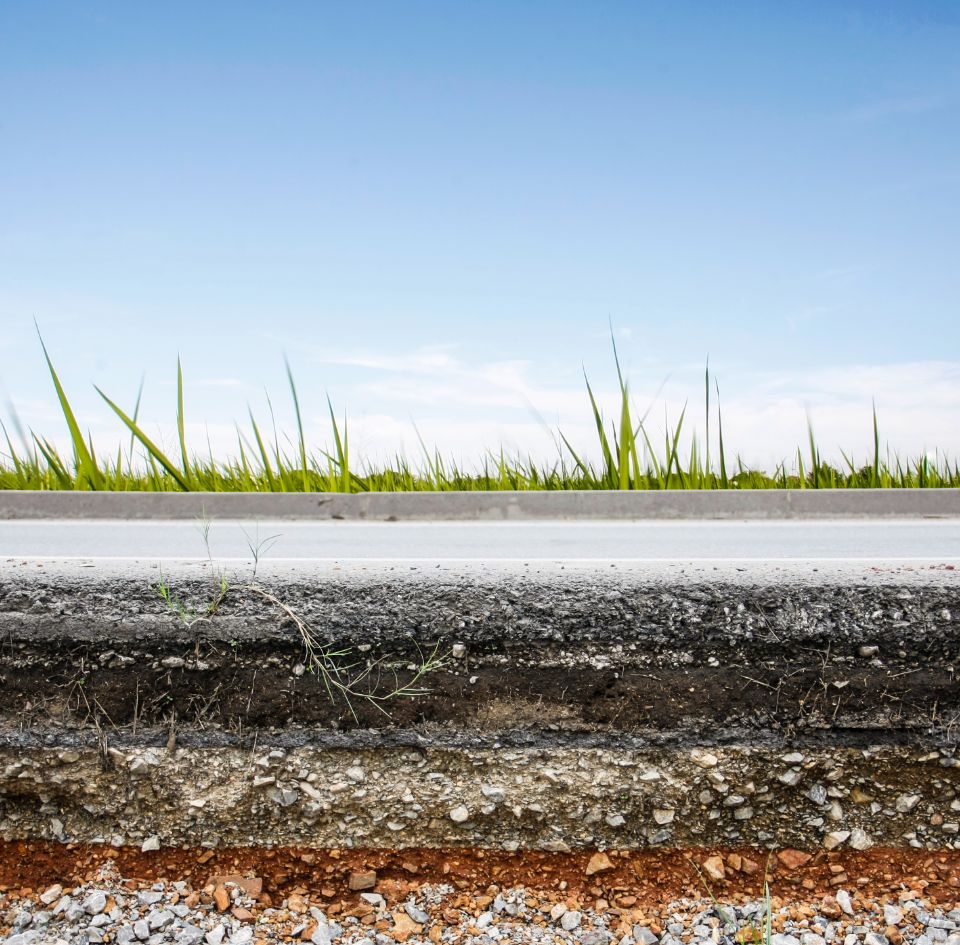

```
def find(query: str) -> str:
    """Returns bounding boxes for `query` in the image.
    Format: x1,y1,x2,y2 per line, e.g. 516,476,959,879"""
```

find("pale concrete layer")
2,488,959,521
3,518,960,563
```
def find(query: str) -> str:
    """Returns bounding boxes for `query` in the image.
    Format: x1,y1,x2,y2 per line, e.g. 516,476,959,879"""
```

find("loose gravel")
4,862,960,945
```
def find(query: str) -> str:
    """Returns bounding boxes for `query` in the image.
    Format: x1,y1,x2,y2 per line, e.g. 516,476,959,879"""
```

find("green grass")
2,335,957,492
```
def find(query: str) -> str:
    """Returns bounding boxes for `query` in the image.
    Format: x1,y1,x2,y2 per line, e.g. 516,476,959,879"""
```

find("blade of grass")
248,408,277,492
715,379,728,489
663,404,687,489
872,400,880,488
94,386,191,491
176,357,194,487
704,357,711,480
807,416,820,489
584,372,617,488
32,434,72,488
327,395,351,493
37,329,104,490
285,357,309,492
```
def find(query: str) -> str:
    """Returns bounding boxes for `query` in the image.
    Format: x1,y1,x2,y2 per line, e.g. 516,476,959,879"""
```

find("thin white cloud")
311,344,588,416
192,378,245,389
316,344,463,374
845,92,954,123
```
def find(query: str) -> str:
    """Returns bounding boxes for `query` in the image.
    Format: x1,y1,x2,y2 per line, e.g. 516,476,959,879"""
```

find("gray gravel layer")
3,743,958,850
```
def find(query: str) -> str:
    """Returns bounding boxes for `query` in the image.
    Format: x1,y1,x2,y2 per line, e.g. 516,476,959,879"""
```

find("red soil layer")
1,843,959,908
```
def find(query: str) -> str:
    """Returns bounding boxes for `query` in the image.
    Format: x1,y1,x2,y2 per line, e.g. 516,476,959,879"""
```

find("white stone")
39,885,63,905
205,927,225,945
823,830,850,850
849,827,872,850
84,891,107,915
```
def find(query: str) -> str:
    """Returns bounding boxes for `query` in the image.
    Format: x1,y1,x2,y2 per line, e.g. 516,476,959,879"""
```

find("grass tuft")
3,338,958,492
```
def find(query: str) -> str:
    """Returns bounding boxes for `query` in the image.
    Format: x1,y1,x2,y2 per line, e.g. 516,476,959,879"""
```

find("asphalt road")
2,518,959,562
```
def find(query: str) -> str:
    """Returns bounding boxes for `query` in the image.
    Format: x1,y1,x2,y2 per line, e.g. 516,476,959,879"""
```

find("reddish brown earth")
1,843,959,909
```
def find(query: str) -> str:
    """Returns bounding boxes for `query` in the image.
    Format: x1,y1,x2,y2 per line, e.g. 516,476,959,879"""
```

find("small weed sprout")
241,523,281,581
153,515,229,628
243,583,448,721
154,520,448,718
155,512,230,628
155,568,228,629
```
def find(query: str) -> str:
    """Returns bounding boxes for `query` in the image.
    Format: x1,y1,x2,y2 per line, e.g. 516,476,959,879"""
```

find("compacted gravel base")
3,851,960,945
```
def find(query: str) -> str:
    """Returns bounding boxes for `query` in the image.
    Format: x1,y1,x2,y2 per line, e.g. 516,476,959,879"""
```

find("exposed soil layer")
3,564,959,738
3,562,959,865
1,843,959,907
2,640,958,735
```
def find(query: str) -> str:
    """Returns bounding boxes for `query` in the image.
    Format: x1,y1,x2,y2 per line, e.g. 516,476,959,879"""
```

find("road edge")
2,488,959,520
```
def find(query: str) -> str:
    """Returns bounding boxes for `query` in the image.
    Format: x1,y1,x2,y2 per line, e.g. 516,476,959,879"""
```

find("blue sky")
2,1,958,466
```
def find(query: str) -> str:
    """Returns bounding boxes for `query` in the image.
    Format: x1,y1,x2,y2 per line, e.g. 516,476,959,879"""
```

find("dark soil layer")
1,843,959,906
3,567,957,740
1,637,958,736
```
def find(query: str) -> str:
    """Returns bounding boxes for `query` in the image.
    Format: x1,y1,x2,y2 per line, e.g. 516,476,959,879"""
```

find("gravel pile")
4,863,960,945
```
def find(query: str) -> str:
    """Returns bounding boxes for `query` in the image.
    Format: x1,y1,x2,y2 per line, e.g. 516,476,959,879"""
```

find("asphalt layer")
3,517,960,562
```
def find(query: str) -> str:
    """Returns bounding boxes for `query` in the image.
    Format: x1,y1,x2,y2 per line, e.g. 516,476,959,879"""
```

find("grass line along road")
5,337,959,492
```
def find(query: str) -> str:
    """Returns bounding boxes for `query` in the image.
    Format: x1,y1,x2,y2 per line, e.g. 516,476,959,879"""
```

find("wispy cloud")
192,377,244,389
310,344,587,416
844,92,954,123
315,344,463,374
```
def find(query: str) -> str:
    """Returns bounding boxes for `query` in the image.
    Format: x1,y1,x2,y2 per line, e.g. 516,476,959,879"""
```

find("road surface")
2,518,959,562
